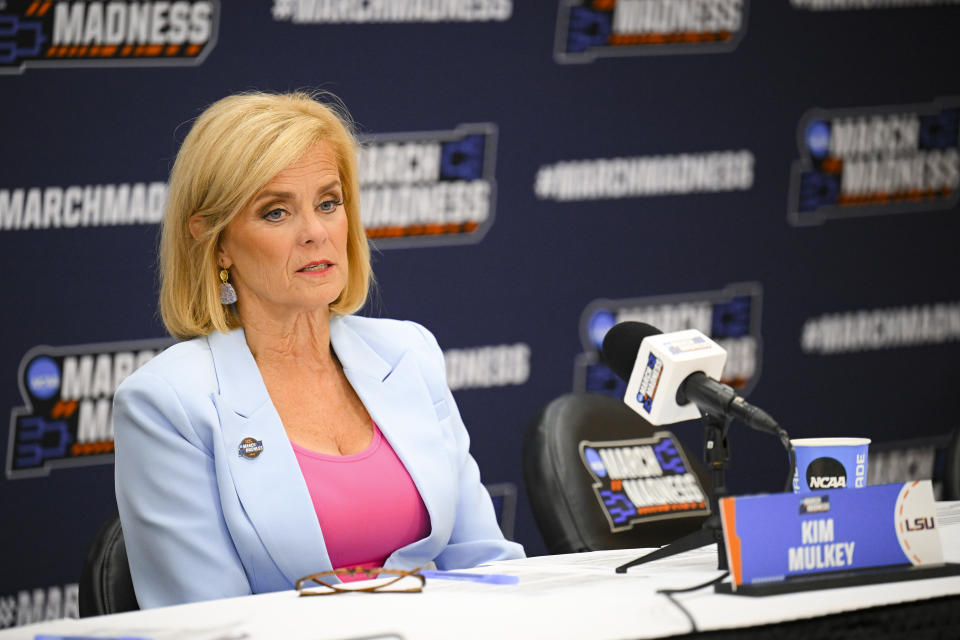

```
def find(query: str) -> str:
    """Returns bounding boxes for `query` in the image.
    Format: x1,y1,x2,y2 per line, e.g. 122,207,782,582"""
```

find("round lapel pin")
238,437,264,459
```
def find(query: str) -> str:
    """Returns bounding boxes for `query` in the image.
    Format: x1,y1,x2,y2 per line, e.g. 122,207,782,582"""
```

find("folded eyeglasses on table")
296,567,426,595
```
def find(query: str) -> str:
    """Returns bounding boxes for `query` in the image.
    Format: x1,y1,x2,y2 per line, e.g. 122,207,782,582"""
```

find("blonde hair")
159,91,372,340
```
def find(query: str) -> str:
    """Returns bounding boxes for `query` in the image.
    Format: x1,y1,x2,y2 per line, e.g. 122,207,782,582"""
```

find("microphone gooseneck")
676,372,779,436
677,372,795,492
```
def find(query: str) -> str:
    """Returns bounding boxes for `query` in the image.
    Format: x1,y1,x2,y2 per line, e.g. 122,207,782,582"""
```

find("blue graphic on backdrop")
0,0,220,75
6,339,171,479
554,0,748,63
920,108,959,149
574,282,763,401
805,120,831,159
358,124,498,249
440,135,485,180
565,7,611,53
25,357,60,400
14,417,71,469
788,98,960,225
0,14,45,64
587,308,616,350
712,295,751,339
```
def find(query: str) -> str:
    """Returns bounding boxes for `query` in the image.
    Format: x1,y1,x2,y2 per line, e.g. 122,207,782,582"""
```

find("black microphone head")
600,321,662,382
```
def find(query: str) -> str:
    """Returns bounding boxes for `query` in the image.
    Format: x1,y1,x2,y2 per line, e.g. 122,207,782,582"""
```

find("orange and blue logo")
6,338,171,479
575,282,762,400
554,0,748,63
1,0,219,74
580,435,708,533
358,124,498,248
788,99,960,225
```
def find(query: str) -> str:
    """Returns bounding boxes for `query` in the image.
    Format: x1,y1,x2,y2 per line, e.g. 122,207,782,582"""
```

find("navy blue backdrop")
2,0,959,627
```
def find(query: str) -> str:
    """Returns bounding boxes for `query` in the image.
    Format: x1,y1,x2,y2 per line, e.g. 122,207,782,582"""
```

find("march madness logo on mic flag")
580,433,708,532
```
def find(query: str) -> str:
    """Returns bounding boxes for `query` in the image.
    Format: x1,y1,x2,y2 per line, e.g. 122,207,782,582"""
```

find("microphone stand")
616,410,731,573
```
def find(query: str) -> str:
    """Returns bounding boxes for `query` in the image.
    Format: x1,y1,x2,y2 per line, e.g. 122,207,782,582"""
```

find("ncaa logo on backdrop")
574,282,762,400
0,0,219,74
788,98,960,225
554,0,748,63
359,124,498,248
6,338,171,479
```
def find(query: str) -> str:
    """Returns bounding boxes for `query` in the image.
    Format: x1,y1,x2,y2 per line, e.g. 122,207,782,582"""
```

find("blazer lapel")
206,329,332,586
331,319,456,547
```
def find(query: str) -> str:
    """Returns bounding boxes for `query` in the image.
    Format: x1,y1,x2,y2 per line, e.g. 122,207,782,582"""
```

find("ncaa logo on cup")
806,457,846,490
805,454,867,490
792,437,869,493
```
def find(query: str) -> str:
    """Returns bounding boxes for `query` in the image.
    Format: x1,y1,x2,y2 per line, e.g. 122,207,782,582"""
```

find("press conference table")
5,510,960,640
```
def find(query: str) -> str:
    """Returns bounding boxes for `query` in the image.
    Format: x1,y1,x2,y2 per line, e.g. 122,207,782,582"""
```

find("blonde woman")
113,91,524,609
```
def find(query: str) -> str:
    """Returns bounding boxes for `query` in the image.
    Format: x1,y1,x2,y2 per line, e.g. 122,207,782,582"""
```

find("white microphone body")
623,329,728,426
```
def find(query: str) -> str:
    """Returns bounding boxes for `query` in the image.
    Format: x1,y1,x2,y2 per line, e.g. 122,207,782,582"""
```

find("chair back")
868,427,960,500
523,392,711,554
79,513,139,617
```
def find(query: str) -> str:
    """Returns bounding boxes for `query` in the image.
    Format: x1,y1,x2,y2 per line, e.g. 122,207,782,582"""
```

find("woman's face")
217,142,350,318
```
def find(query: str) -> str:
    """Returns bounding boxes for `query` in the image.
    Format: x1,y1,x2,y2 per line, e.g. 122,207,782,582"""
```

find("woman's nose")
297,209,329,245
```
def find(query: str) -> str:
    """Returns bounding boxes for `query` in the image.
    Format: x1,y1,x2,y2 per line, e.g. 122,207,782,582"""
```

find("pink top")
292,423,431,581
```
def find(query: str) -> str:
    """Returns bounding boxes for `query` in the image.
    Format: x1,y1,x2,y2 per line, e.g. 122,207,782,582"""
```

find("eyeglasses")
296,567,426,595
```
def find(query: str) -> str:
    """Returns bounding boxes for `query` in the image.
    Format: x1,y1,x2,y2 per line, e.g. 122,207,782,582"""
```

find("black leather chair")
523,392,711,554
79,513,139,617
868,427,960,500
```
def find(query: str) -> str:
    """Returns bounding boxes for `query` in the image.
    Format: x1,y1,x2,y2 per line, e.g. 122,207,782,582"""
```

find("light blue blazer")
113,315,524,609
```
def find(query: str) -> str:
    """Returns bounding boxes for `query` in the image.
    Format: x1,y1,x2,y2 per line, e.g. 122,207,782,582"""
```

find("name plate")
719,481,944,589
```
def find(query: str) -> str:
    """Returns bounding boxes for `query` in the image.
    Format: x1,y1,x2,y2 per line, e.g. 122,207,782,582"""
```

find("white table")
4,507,959,640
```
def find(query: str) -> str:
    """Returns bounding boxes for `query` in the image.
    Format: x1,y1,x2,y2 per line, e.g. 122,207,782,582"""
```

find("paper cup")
791,437,870,494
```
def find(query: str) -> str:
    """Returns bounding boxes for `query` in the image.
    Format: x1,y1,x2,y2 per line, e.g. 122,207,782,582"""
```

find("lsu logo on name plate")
358,124,498,248
6,338,171,479
580,433,708,532
554,0,748,64
0,0,219,75
574,282,762,400
788,98,960,225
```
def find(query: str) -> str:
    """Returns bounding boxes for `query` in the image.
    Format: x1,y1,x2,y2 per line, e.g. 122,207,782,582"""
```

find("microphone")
600,321,780,436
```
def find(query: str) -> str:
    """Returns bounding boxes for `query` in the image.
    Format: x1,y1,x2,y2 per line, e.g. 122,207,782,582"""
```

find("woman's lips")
297,261,333,273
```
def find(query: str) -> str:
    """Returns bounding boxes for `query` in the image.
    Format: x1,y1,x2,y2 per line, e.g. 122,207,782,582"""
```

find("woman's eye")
317,199,343,213
262,208,286,221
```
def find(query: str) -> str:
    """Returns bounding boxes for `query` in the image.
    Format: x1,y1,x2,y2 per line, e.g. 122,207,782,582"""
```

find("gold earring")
218,268,237,305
